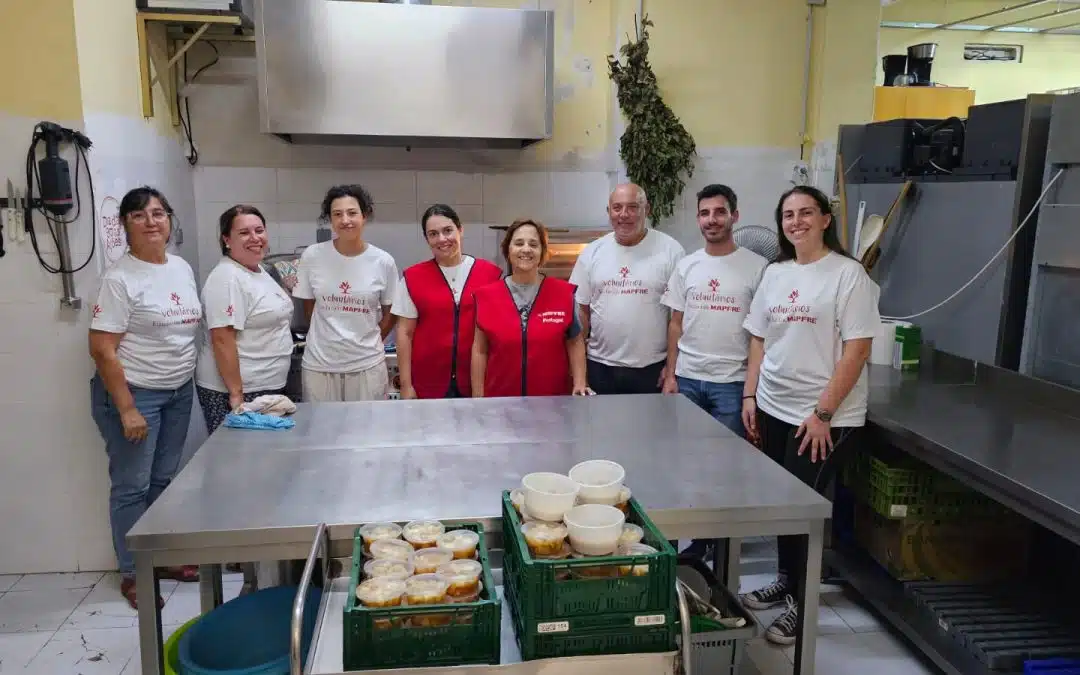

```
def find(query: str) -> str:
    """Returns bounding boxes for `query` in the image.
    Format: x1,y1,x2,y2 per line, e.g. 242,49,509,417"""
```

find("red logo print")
92,304,102,318
170,292,182,306
225,305,234,317
788,289,800,303
339,281,352,295
708,279,720,292
619,266,630,279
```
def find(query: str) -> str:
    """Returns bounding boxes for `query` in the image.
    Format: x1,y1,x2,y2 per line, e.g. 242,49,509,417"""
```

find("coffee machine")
881,43,937,86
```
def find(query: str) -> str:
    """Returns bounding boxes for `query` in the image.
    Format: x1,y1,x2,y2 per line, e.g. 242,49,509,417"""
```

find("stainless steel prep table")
127,394,832,675
829,354,1080,675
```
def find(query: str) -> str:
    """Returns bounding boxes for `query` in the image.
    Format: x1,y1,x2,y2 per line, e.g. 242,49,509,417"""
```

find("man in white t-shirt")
661,184,767,437
569,183,685,394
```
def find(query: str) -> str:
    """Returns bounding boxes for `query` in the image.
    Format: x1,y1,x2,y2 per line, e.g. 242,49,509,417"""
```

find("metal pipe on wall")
934,0,1051,30
800,4,813,161
986,6,1080,30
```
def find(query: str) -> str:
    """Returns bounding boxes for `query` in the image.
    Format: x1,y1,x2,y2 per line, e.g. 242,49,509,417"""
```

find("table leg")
199,564,224,613
135,554,164,675
792,520,824,675
723,538,741,590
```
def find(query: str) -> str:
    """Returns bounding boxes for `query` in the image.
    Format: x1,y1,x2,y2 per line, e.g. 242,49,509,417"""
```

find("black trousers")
757,409,861,600
586,359,664,395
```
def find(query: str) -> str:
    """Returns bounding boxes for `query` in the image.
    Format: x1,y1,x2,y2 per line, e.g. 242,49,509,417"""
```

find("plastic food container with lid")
563,503,626,556
363,558,414,581
521,521,568,557
437,559,483,598
520,472,580,522
618,523,644,548
618,543,658,576
568,460,626,504
356,577,407,608
358,522,403,551
435,530,480,559
404,573,449,606
413,547,455,575
369,538,415,562
403,520,446,549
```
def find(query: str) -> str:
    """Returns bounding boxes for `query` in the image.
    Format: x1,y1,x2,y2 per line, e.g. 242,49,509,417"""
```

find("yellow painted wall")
0,0,84,121
881,0,1080,103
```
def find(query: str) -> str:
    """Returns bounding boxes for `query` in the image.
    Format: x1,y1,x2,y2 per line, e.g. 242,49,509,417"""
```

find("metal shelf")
824,546,1014,675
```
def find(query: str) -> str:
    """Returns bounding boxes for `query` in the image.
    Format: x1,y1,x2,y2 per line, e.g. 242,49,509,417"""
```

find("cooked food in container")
618,543,658,576
413,547,455,575
619,523,644,548
356,577,406,608
437,559,483,598
358,522,403,553
363,558,413,581
403,520,446,549
369,538,415,562
436,530,480,560
405,573,450,606
521,521,568,557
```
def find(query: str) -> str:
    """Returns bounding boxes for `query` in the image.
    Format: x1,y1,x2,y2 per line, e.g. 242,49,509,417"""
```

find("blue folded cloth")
224,411,296,431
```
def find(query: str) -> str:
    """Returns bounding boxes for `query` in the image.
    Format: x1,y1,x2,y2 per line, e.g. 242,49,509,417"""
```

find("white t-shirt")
661,247,768,383
743,252,881,427
195,257,296,393
90,253,202,390
390,255,477,319
570,230,685,368
292,241,399,373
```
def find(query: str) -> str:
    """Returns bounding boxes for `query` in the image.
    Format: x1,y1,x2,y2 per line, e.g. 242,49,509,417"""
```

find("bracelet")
742,394,756,400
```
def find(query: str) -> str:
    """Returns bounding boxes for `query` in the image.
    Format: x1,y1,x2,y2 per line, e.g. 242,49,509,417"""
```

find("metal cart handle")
676,580,693,675
291,523,329,675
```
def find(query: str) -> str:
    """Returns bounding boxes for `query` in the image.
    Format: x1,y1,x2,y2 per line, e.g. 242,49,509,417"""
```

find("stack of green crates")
501,491,678,660
342,521,501,671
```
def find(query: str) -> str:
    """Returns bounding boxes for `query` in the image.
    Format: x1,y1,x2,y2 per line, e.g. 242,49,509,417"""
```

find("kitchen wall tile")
351,170,417,206
416,171,483,207
371,201,419,226
481,172,554,225
550,170,611,227
275,168,345,204
193,166,277,204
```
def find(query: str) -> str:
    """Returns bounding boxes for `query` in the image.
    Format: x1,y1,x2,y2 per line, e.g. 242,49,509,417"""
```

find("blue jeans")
676,376,745,438
90,374,193,576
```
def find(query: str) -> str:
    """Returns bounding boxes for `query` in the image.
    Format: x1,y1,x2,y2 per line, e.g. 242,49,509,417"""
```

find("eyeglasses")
129,210,170,225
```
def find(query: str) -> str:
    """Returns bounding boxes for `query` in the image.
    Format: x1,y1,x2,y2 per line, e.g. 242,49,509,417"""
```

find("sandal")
159,565,200,583
120,577,164,610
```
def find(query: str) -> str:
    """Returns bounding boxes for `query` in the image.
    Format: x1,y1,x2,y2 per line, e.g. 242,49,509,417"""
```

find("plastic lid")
369,538,415,562
356,577,406,606
521,521,567,543
621,543,657,556
436,530,480,552
619,523,644,547
405,573,449,602
358,522,402,542
363,558,414,581
436,559,483,583
413,547,455,571
403,520,446,544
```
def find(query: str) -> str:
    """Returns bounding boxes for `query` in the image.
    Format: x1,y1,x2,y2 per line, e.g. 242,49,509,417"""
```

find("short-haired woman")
739,185,880,645
195,205,294,433
391,204,502,398
292,185,399,401
471,219,590,397
89,186,202,609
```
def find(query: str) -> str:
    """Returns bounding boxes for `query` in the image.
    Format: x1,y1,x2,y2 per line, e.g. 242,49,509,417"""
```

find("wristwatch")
813,406,834,423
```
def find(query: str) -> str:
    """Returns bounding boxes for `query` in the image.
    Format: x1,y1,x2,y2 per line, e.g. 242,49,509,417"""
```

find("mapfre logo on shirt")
538,310,568,325
768,288,817,324
601,265,648,296
687,278,742,313
321,280,375,314
154,291,200,326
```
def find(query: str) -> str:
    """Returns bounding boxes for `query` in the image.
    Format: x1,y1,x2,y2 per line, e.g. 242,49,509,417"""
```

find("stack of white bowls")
518,460,628,556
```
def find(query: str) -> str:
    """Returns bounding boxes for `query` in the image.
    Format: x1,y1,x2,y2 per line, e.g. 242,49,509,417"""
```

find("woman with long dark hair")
391,204,502,398
89,186,202,608
738,185,880,645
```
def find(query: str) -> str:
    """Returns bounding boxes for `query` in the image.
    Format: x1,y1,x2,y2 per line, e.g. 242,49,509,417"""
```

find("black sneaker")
740,577,790,610
765,597,799,646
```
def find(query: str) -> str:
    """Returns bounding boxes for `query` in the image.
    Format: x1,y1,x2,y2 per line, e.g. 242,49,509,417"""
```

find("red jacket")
402,257,503,398
474,277,576,397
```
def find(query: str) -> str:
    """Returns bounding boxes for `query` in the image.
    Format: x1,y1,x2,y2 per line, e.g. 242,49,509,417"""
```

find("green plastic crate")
501,491,677,623
342,522,500,671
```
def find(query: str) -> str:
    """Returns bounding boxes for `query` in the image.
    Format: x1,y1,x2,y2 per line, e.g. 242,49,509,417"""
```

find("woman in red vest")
391,204,503,398
471,219,590,397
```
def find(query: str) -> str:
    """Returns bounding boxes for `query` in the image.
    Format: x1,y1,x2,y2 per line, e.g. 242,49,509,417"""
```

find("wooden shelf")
136,10,250,124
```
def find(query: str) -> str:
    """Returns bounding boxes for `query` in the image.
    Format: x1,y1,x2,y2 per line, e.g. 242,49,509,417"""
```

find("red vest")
474,277,576,398
403,258,503,398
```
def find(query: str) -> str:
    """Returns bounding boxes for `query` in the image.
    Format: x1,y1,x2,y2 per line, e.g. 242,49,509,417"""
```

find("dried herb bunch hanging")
607,14,697,227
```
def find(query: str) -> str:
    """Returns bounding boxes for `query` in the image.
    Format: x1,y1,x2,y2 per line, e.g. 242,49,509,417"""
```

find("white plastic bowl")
563,503,626,556
569,460,626,504
521,472,580,522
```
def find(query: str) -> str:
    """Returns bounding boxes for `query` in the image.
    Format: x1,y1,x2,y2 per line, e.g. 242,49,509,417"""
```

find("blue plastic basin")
178,585,322,675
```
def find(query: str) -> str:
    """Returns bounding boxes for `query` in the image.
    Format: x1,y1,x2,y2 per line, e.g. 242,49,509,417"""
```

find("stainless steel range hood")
253,1,554,148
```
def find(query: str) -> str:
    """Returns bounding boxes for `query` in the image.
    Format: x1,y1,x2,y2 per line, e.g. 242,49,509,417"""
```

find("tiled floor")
0,541,933,674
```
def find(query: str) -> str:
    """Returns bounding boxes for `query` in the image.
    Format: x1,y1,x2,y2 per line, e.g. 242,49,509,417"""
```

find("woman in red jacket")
391,204,503,398
471,219,590,397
